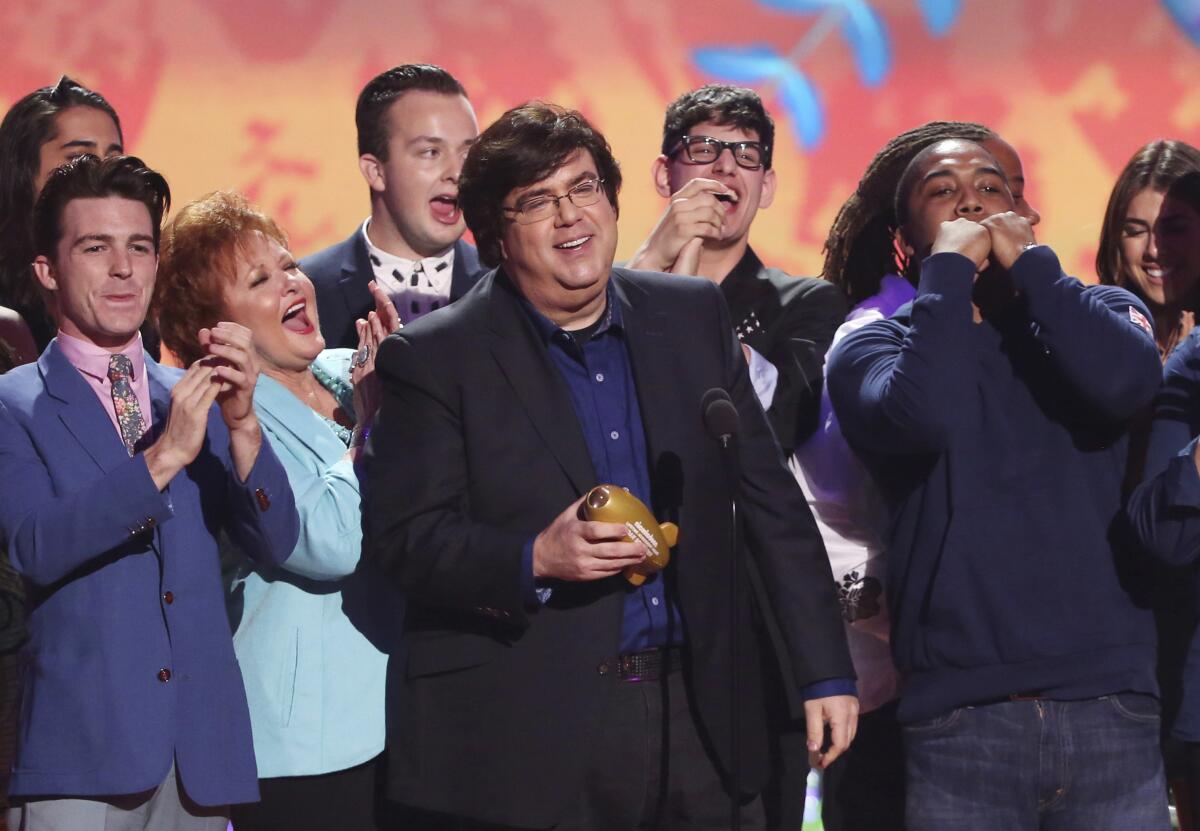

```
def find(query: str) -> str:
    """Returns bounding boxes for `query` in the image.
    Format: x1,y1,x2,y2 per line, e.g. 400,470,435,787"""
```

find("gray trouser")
6,763,230,831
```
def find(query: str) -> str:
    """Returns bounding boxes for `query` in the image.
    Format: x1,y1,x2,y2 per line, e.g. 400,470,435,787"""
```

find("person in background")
155,190,401,831
1122,168,1200,831
627,84,845,456
628,85,848,828
301,63,487,347
1097,140,1200,363
0,76,124,351
795,120,1041,831
0,341,26,821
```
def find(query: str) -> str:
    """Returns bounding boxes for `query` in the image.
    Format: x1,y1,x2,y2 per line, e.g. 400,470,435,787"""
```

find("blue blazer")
301,228,486,349
228,349,399,778
0,341,299,806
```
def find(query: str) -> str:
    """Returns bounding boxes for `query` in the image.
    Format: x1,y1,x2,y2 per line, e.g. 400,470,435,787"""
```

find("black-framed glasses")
671,135,768,170
503,177,607,224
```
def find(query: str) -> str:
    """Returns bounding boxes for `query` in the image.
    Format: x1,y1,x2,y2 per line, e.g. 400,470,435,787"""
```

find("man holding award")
365,101,854,830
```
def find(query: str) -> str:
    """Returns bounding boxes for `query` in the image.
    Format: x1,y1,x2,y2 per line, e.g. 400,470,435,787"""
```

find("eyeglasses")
670,136,768,170
503,177,607,224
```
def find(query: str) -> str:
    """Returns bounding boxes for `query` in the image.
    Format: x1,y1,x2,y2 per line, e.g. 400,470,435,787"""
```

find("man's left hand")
981,211,1037,270
804,694,859,769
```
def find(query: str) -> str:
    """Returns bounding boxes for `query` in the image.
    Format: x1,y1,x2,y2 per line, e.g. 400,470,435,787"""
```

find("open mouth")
430,194,461,225
281,301,314,334
554,236,591,251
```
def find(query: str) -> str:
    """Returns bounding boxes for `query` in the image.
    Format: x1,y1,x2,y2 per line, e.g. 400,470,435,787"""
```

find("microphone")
702,387,740,442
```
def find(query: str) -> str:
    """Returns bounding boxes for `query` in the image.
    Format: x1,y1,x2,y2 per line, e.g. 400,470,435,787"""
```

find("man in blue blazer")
0,155,299,829
301,64,488,348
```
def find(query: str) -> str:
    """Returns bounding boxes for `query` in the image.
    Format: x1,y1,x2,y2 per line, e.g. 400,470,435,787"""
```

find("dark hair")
33,155,170,259
0,77,123,320
894,138,1008,229
459,102,622,267
156,191,288,366
1096,140,1200,290
661,84,775,170
821,121,996,307
356,64,468,160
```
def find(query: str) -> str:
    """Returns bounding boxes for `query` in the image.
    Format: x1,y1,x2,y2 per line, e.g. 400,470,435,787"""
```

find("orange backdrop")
3,0,1199,281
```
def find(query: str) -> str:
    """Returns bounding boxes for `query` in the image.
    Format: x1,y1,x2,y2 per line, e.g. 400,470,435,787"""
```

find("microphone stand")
719,432,743,831
702,388,743,831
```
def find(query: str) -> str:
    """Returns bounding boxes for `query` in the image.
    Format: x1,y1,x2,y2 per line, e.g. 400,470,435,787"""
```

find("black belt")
597,646,684,682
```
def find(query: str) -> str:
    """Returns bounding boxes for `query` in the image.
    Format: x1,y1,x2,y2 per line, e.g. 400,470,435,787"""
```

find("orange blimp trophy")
581,484,679,586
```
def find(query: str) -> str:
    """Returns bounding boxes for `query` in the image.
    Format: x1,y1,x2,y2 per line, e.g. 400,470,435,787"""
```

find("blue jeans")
903,695,1170,830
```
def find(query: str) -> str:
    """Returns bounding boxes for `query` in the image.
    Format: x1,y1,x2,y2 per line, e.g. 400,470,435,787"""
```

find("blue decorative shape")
1163,0,1200,47
756,0,836,11
692,45,786,84
840,0,891,86
917,0,962,35
777,66,826,148
690,45,826,149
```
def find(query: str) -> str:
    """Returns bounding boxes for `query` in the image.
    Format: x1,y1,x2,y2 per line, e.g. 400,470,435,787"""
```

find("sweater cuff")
1007,244,1061,303
1165,440,1200,509
916,252,977,306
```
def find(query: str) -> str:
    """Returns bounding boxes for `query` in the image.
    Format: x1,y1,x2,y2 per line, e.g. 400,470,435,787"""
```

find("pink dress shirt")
56,331,154,440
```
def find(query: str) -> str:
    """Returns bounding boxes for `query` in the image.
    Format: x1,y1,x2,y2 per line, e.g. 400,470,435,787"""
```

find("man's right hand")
532,495,648,581
627,178,735,274
931,217,992,272
144,359,222,490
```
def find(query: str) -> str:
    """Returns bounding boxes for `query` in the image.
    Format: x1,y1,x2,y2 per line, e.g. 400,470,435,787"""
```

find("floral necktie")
107,354,146,455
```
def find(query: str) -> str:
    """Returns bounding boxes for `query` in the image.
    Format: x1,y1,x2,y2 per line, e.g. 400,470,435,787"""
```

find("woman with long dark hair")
1097,140,1200,363
0,76,123,349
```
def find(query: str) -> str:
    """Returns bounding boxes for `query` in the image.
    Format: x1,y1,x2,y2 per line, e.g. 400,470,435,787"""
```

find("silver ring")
352,345,371,368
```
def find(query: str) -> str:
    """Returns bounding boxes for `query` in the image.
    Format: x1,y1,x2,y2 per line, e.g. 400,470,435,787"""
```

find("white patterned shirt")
361,219,456,324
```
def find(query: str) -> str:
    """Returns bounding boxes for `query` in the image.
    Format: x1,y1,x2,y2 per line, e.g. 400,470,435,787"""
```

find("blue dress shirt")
516,286,854,699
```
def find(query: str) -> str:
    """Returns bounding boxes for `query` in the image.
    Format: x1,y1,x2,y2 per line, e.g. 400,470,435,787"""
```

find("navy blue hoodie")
828,246,1162,722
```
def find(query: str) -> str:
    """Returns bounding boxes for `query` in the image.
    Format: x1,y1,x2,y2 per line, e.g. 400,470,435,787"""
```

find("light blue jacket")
228,349,400,778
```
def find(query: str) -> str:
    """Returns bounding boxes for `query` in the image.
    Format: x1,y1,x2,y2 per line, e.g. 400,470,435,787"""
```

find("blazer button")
597,661,611,676
162,591,174,605
254,489,271,511
157,668,171,683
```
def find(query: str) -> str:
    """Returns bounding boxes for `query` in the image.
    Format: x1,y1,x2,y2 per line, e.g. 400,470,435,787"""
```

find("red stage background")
3,0,1199,280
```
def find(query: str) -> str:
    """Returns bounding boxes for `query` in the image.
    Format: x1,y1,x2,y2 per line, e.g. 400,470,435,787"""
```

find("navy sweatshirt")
827,246,1162,723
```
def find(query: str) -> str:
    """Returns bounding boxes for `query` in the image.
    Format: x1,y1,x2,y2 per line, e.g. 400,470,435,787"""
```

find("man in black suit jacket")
300,64,488,348
629,85,846,455
365,102,855,830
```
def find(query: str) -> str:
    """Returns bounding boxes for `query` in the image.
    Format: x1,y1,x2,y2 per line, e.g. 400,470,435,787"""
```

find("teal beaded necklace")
309,361,356,447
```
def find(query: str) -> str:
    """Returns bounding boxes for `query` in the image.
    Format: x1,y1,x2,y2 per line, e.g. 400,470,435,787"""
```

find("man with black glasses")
629,85,845,456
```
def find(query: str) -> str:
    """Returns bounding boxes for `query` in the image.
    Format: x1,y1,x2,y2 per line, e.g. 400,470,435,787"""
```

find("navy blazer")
301,228,486,349
0,342,299,805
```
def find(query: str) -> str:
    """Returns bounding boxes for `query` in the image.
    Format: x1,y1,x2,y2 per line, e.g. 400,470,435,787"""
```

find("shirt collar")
360,217,455,273
56,330,145,383
514,275,623,345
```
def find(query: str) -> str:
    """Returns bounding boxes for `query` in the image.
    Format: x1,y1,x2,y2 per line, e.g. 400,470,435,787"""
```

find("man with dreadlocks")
828,137,1168,829
628,84,846,456
794,121,1040,829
